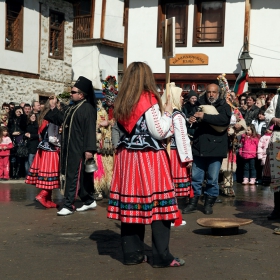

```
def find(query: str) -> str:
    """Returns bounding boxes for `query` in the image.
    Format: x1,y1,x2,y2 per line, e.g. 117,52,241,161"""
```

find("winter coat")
239,134,259,159
257,133,271,165
0,136,13,156
7,114,27,136
252,119,266,136
191,94,231,158
25,121,39,154
240,105,260,126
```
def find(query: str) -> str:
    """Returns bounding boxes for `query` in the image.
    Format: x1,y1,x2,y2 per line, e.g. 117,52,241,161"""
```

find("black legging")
121,220,174,266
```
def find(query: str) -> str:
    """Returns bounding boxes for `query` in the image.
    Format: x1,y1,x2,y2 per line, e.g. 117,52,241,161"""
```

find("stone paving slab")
0,182,279,280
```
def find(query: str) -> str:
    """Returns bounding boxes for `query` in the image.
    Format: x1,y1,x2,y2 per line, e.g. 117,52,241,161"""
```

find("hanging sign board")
170,53,209,65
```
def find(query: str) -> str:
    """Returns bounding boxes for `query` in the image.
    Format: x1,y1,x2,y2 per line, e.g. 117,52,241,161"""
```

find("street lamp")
238,50,253,71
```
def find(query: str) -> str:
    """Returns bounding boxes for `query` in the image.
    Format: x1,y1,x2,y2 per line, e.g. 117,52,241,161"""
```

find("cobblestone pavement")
0,180,279,280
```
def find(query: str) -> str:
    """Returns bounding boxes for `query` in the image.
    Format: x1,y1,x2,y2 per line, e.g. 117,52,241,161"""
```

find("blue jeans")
25,154,35,174
192,156,223,197
243,158,256,179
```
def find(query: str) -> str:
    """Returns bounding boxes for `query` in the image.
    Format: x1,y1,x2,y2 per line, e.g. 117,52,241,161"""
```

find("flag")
233,71,248,96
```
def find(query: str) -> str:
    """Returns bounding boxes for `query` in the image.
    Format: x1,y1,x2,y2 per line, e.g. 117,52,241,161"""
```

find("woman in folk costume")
107,62,184,267
25,96,61,208
162,83,193,198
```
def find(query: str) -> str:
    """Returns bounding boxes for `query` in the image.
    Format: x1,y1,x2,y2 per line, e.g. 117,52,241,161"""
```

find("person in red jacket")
0,127,13,180
239,124,259,185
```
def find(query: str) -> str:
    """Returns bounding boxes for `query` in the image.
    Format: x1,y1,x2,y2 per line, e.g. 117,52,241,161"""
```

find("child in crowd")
0,127,13,180
239,124,259,185
258,125,274,185
252,109,267,183
252,109,266,137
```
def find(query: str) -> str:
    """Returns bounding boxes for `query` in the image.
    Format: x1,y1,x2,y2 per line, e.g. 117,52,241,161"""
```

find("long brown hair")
27,112,37,125
38,99,52,126
248,124,258,138
114,62,163,121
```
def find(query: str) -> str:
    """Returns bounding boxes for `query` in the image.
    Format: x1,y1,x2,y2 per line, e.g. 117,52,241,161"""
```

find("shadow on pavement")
193,228,248,236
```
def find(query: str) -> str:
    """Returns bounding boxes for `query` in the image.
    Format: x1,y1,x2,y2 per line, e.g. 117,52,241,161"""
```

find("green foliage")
58,91,70,99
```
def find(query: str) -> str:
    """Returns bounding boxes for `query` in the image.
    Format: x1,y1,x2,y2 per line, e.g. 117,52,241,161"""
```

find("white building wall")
72,44,121,89
127,0,245,74
0,0,40,74
249,0,280,77
72,45,102,89
93,0,103,39
99,45,123,78
104,0,124,43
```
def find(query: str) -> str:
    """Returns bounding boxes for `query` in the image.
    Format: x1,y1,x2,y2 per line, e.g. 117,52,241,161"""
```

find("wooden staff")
165,19,171,155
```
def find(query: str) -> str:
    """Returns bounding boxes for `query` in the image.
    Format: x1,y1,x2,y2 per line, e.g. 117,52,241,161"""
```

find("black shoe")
203,195,217,215
182,196,199,214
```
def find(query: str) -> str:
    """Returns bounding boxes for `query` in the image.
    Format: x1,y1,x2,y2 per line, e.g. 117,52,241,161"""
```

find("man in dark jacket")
57,76,97,216
239,94,260,125
182,83,231,215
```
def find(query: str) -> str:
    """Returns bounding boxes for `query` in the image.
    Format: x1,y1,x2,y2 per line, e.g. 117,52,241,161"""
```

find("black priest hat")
73,76,96,107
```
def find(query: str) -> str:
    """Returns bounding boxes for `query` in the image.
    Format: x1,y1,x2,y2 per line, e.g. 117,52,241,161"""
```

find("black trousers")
121,221,174,266
63,165,95,210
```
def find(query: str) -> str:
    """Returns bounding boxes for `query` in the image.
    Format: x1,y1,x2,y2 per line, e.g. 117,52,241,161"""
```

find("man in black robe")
57,76,97,216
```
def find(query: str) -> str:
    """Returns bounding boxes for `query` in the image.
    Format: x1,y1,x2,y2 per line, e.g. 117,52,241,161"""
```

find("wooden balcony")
73,15,92,40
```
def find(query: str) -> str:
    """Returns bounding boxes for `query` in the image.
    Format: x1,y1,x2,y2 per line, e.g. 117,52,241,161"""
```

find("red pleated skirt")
170,149,193,197
25,149,60,189
107,147,180,224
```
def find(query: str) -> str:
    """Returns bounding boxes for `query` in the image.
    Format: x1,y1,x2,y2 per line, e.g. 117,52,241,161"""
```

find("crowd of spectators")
183,89,276,191
0,100,58,180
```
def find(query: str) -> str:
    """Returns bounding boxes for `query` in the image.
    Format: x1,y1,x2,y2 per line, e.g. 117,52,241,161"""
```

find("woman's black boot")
268,192,280,220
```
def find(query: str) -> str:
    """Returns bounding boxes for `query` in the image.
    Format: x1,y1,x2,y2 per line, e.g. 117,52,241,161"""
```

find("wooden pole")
165,19,171,156
244,0,251,51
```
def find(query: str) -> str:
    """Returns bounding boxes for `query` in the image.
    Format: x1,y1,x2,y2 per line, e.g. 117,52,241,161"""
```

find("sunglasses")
71,91,80,94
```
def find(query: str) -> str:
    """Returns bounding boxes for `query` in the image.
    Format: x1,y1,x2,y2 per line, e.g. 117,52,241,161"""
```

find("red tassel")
174,210,183,227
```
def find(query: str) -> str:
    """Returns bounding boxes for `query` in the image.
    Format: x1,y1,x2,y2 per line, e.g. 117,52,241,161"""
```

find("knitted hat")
187,90,198,100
